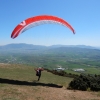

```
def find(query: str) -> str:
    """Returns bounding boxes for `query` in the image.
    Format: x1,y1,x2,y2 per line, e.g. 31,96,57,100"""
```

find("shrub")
68,74,100,91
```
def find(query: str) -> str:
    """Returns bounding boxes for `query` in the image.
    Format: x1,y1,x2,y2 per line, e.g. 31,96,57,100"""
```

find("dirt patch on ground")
1,84,99,100
27,86,100,100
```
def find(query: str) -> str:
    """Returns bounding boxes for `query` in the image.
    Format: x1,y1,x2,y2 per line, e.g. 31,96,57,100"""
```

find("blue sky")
1,0,100,46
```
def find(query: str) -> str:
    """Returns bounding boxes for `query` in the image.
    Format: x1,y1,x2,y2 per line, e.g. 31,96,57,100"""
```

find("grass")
0,64,72,99
0,64,73,85
84,67,100,74
0,64,100,100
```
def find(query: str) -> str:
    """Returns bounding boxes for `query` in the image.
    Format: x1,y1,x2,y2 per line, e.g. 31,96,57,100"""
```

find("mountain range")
0,43,100,67
0,43,100,50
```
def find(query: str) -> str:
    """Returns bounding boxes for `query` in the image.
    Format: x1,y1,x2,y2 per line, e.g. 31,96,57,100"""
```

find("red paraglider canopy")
11,15,75,39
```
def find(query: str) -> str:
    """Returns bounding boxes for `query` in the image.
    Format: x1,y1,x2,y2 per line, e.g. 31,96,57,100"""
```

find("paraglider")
11,15,75,39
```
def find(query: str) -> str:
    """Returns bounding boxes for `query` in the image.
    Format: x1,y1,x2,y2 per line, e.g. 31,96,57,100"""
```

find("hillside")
0,43,100,75
0,63,100,100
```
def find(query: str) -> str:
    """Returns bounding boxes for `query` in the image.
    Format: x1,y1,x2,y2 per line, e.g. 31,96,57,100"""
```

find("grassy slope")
0,64,100,100
0,64,72,85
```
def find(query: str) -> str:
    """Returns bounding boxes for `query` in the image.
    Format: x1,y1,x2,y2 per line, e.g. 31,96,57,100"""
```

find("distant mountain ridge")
0,43,100,50
50,45,100,49
0,43,47,50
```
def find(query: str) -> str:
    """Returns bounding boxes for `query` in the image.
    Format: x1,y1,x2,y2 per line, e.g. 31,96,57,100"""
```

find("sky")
1,0,100,46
